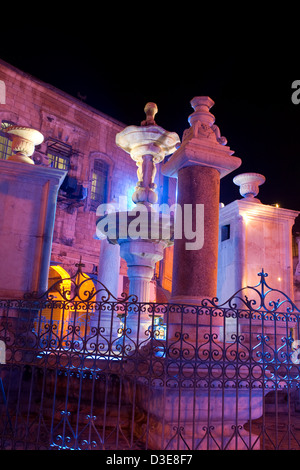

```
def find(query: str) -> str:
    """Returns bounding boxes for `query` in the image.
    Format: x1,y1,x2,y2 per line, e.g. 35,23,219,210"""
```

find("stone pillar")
171,165,220,302
97,238,120,300
120,239,167,303
90,238,121,346
127,265,153,302
218,173,300,304
119,238,168,343
162,96,242,304
0,160,66,299
162,97,241,346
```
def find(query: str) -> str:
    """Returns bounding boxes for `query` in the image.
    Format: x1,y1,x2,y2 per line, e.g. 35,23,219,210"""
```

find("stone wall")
0,59,140,288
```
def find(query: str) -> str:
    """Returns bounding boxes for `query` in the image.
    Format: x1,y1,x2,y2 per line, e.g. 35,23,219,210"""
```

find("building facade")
0,58,299,307
0,59,153,298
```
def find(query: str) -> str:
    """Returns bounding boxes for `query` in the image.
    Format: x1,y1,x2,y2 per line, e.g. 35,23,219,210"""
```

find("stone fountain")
95,103,180,339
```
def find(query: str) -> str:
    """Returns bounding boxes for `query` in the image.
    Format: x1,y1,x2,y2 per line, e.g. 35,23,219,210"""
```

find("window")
90,159,109,210
47,138,71,170
48,152,69,170
221,224,230,242
0,121,13,160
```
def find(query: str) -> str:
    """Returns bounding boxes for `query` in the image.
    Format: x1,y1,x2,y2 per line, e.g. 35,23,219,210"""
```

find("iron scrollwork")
25,257,138,303
202,268,300,314
1,267,300,450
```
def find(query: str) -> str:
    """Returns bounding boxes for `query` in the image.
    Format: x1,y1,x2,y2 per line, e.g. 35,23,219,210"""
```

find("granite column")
162,96,242,304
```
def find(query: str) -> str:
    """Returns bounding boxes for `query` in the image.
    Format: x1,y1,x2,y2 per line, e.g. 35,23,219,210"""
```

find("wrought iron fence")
0,266,300,450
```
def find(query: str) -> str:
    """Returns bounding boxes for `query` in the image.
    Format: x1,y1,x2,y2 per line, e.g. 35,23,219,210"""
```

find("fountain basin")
125,362,270,450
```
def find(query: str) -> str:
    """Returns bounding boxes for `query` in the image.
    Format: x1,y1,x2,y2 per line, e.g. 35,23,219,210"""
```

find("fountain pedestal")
120,238,168,303
96,103,179,305
95,103,179,344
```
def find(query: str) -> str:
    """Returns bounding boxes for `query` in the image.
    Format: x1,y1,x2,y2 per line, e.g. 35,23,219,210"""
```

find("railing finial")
258,268,268,279
75,256,85,273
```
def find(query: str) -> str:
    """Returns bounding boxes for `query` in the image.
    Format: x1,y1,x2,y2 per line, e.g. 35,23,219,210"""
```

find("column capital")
162,96,241,179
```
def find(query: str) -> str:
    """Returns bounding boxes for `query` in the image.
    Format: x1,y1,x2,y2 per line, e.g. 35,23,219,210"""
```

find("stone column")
171,165,220,302
97,238,120,300
90,238,121,346
162,96,242,304
119,239,168,343
120,239,167,303
295,236,300,310
162,97,241,345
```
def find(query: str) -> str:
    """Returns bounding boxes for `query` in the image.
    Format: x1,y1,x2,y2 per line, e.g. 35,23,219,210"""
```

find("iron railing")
0,266,300,450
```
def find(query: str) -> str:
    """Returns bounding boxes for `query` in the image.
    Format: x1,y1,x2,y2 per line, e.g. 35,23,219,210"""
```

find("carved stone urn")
5,126,44,165
233,172,266,202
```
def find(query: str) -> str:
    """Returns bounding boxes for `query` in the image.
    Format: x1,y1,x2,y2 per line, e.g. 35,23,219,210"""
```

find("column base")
167,295,224,348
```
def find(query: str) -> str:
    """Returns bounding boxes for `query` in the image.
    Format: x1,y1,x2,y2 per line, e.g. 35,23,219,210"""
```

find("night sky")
1,9,299,231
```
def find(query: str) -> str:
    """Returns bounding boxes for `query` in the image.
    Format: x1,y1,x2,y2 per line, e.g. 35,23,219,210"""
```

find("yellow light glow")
278,277,282,281
49,265,71,297
243,215,250,225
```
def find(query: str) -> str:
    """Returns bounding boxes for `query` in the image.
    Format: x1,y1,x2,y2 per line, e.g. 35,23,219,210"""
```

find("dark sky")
1,8,299,230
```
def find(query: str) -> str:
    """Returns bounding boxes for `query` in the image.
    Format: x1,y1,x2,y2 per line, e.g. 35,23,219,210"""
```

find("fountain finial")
141,102,158,126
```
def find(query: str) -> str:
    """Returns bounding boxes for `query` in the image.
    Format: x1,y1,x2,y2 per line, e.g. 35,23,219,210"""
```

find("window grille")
90,159,109,210
0,121,13,160
47,138,72,170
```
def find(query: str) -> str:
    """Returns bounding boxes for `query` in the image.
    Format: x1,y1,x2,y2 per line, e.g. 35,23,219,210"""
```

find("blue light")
126,186,136,210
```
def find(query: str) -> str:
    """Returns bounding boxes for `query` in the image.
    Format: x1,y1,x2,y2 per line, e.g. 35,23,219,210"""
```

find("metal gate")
0,267,300,450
